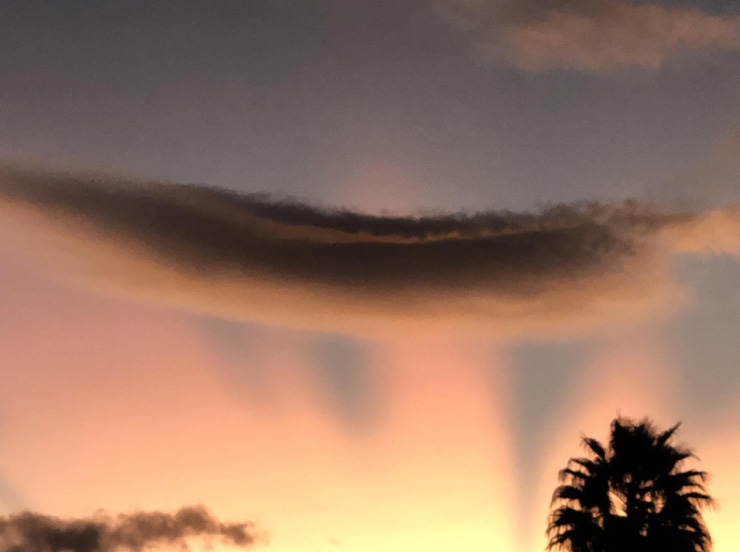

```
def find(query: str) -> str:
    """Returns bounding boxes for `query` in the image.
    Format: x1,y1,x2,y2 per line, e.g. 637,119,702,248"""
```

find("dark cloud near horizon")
0,505,259,552
0,166,736,338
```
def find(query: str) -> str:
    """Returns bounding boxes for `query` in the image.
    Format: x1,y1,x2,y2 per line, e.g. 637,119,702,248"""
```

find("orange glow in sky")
2,250,740,551
0,261,520,552
2,252,740,551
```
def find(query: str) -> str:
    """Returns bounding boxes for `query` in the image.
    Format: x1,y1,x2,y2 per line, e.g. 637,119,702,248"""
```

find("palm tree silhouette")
547,417,713,552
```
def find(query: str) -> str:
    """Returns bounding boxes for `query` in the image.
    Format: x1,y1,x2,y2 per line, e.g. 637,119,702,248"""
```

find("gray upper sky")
2,0,739,212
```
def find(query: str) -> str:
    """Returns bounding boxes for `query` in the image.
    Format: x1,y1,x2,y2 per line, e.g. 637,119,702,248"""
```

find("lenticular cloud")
0,166,738,338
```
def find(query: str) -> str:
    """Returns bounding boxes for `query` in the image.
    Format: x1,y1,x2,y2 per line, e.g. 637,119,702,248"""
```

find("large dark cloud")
0,166,737,338
0,505,259,552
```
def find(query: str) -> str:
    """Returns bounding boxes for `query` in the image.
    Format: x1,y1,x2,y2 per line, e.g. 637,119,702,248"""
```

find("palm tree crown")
547,417,714,552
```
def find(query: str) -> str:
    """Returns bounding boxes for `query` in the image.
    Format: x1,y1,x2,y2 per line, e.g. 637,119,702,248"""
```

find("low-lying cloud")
0,505,259,552
440,0,740,72
0,166,738,339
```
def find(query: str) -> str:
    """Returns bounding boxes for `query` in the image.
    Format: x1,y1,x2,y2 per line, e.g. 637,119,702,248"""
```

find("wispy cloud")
0,505,259,552
0,166,738,339
440,0,740,73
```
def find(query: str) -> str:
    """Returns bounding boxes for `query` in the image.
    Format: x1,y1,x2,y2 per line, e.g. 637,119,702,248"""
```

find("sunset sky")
0,2,739,552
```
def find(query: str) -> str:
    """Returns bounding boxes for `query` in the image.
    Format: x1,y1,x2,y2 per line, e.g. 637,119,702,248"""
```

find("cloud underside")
443,0,740,72
0,167,738,339
0,505,258,552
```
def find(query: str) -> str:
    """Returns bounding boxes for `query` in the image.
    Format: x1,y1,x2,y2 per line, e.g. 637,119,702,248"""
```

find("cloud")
0,166,738,339
0,505,259,552
440,0,740,72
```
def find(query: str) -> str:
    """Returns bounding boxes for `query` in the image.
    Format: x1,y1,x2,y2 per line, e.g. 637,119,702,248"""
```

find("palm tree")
547,417,714,552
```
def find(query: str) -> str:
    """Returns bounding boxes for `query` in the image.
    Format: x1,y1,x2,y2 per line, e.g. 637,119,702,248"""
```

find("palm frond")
546,417,714,552
582,437,606,461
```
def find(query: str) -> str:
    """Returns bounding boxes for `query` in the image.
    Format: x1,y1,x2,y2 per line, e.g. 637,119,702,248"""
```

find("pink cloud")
442,0,740,72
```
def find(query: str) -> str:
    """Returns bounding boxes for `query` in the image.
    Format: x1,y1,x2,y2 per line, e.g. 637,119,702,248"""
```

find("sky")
0,1,739,551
